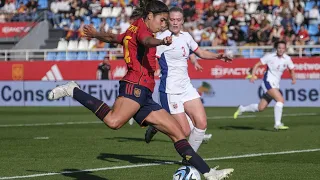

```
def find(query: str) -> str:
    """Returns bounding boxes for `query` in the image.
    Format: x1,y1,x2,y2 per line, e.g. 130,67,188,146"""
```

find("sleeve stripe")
192,46,199,52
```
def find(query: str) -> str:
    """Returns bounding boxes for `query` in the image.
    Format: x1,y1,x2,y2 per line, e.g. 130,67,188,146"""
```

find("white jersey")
261,52,294,85
156,30,199,94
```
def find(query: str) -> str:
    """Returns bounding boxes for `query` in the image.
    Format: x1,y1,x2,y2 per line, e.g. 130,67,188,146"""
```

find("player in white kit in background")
144,7,232,164
233,41,296,130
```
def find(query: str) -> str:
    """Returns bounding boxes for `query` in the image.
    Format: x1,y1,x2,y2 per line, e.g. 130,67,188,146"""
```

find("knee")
103,117,123,130
194,118,207,130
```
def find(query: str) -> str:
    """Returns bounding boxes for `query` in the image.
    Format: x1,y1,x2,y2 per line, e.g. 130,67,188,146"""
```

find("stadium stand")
0,0,319,60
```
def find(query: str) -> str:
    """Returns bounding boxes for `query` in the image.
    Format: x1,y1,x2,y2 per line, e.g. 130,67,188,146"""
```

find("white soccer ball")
173,166,201,180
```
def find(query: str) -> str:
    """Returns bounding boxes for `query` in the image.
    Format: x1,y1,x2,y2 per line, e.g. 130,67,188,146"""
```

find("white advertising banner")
0,80,319,107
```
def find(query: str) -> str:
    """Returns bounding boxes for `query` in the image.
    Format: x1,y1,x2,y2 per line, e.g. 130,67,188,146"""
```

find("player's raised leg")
48,81,140,129
145,109,234,180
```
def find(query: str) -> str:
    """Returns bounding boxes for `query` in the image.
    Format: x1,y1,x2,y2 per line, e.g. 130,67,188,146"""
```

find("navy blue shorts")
118,81,162,126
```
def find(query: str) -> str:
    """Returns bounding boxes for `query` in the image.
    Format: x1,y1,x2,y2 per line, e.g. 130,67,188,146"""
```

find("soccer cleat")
48,81,79,100
204,167,234,180
181,158,191,166
233,106,242,119
203,134,212,143
145,125,158,143
274,124,289,130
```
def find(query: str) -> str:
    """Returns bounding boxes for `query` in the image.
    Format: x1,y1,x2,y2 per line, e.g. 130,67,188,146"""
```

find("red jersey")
117,18,157,92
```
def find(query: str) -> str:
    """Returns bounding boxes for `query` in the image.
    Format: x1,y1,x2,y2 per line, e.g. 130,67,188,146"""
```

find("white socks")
240,104,259,113
274,102,284,126
188,127,206,152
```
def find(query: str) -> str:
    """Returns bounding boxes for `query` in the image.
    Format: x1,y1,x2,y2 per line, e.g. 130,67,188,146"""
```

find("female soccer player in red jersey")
48,0,233,179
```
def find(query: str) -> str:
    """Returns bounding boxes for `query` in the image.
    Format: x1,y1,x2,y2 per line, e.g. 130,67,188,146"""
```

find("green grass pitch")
0,107,319,180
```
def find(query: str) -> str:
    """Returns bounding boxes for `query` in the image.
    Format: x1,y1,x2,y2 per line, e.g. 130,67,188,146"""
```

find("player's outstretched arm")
193,48,232,62
141,36,172,47
83,25,121,44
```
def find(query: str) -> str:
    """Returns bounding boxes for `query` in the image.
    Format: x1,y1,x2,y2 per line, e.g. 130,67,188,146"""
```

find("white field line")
0,113,318,128
0,148,319,179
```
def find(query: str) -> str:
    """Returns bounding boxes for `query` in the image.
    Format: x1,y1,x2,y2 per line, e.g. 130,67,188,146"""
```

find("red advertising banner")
0,22,37,38
0,58,319,81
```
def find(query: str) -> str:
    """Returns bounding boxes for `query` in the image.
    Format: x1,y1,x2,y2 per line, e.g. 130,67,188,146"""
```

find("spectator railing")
0,45,320,61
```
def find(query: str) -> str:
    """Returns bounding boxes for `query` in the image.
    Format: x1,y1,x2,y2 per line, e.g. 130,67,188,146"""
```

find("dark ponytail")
131,0,169,19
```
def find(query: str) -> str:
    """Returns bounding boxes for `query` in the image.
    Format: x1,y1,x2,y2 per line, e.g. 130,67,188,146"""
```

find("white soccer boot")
203,134,212,143
204,167,234,180
48,81,80,100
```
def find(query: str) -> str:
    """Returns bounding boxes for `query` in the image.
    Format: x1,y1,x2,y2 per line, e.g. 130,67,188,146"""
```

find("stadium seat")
57,40,68,50
77,52,88,60
252,49,264,58
308,24,319,35
311,48,320,55
78,39,89,50
310,36,319,43
38,0,48,9
67,40,78,50
304,48,312,57
305,1,315,11
99,7,112,18
111,7,122,17
98,51,107,60
84,16,91,25
88,52,99,60
56,52,66,60
125,6,133,17
240,25,248,37
46,52,56,61
92,18,101,29
241,49,251,58
66,52,78,60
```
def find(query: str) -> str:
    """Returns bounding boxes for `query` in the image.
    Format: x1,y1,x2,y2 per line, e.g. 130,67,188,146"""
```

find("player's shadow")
104,137,170,143
219,125,272,131
97,153,179,165
61,169,108,180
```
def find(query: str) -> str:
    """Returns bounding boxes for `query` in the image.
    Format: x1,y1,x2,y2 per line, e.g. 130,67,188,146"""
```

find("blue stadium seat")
240,25,248,37
84,16,91,25
241,49,251,58
308,24,319,35
98,51,107,60
311,48,320,55
66,52,77,60
310,36,319,43
304,48,312,57
92,18,101,28
74,19,81,29
88,52,99,60
46,52,56,61
56,52,66,60
77,52,88,60
305,1,315,11
38,0,48,9
252,49,264,58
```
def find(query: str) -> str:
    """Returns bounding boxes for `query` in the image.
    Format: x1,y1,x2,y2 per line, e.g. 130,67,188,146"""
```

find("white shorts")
159,85,200,114
261,79,279,93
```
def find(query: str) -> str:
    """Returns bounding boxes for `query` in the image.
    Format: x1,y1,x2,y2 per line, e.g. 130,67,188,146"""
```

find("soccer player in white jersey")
233,41,296,130
144,7,232,164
